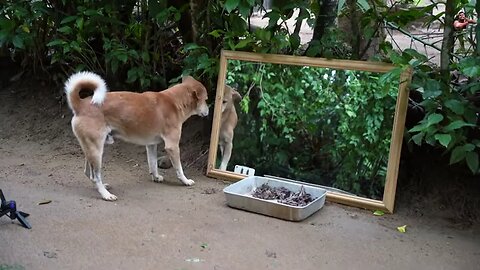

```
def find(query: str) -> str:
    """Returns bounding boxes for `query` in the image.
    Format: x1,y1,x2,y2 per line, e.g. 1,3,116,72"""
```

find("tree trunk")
311,0,338,42
476,0,480,56
168,0,194,43
440,0,455,87
347,0,361,59
307,0,338,56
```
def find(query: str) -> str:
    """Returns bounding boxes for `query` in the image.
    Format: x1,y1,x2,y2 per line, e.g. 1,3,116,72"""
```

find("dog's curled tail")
64,71,108,114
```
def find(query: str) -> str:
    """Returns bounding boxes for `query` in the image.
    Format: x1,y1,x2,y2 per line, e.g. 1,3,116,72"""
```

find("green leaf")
379,68,401,85
225,0,239,13
0,18,16,32
423,79,441,98
238,2,251,18
357,0,370,11
337,0,346,15
426,113,443,126
434,134,451,148
58,26,72,34
61,16,77,24
464,143,475,152
126,68,138,83
12,36,24,49
208,29,224,38
373,210,385,216
466,152,479,173
265,10,281,29
458,57,480,77
409,122,426,132
117,53,128,63
183,43,207,52
141,51,150,62
403,48,428,62
235,38,252,49
75,17,84,30
84,9,100,16
411,132,424,145
230,14,247,33
450,146,466,164
305,40,321,57
388,50,405,65
445,99,465,115
289,33,300,50
47,39,65,47
253,28,270,42
443,120,475,132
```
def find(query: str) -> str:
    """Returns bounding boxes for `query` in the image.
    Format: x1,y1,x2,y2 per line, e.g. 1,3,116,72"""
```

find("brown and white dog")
218,85,242,171
64,71,209,201
157,84,241,171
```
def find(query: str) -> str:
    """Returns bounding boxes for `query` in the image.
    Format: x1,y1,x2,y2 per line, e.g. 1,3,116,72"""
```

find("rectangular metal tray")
223,176,327,221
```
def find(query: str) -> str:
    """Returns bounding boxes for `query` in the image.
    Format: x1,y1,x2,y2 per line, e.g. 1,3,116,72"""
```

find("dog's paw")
152,175,164,183
104,183,111,190
102,193,118,201
184,179,195,186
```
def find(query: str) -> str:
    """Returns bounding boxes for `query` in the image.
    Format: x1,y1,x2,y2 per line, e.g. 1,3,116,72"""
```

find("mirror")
207,50,412,213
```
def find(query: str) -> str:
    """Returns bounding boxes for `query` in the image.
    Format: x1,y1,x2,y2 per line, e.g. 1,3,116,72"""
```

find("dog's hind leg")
75,128,117,201
84,145,117,201
163,131,194,186
146,144,163,182
219,141,233,171
84,158,94,180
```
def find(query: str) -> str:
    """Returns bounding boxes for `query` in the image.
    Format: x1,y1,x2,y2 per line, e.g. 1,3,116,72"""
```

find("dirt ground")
0,75,479,270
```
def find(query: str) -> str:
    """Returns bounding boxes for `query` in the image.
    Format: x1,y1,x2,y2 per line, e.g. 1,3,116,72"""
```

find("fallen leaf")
373,210,385,216
201,243,208,249
38,200,52,205
397,225,407,233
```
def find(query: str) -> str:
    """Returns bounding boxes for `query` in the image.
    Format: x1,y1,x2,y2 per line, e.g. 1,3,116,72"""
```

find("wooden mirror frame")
206,50,412,213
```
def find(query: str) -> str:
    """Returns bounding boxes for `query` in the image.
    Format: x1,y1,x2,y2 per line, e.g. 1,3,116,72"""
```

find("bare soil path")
1,81,479,270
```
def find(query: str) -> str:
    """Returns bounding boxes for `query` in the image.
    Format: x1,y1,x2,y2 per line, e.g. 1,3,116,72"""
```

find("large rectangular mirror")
207,50,412,213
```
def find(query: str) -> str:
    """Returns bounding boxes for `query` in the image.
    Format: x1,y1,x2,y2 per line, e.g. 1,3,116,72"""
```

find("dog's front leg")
146,144,163,182
219,141,233,171
164,135,194,186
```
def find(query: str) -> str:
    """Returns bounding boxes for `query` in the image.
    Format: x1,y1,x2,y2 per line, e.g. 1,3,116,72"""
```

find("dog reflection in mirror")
218,85,242,170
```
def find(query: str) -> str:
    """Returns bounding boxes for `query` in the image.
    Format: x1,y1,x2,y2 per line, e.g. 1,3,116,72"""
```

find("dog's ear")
232,89,242,101
192,84,208,100
182,75,194,83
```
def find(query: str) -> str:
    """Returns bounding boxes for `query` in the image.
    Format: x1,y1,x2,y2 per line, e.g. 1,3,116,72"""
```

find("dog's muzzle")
199,105,209,117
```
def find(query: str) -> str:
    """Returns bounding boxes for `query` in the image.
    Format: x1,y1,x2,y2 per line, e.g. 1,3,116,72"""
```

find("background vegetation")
1,0,479,198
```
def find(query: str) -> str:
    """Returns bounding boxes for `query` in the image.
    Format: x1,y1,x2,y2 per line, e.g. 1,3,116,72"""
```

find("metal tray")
223,176,327,221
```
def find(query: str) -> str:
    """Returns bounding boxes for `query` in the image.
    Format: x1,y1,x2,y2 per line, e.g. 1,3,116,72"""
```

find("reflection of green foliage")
226,61,399,199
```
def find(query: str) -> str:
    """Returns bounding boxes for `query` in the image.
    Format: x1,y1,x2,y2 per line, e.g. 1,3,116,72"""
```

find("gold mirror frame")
206,50,412,213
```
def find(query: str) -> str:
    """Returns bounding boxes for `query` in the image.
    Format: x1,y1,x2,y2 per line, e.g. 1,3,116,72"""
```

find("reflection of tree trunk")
440,0,455,88
310,0,338,44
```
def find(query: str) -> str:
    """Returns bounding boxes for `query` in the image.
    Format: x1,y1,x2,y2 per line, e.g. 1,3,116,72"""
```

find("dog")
64,71,209,201
218,85,242,170
157,84,241,171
